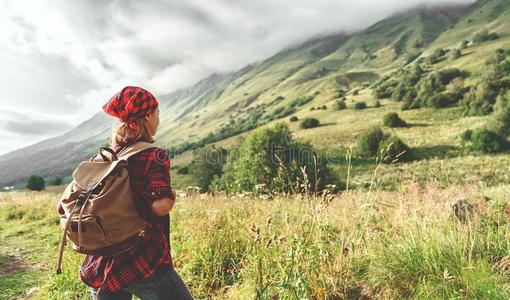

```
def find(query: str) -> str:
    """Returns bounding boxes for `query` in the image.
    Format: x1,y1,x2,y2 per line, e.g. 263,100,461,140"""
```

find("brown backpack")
56,141,155,274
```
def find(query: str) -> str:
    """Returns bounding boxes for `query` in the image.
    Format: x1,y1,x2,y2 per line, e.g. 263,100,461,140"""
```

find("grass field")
3,178,510,299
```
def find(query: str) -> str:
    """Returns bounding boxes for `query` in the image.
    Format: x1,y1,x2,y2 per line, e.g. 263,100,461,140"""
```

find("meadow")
3,177,510,299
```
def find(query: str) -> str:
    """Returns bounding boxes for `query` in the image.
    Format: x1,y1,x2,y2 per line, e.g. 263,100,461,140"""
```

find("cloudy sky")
0,0,474,155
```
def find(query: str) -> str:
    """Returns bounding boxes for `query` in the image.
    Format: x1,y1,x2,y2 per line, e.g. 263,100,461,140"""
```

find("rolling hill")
1,0,509,189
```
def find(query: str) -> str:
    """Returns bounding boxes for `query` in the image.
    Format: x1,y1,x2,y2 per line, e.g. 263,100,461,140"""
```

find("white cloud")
0,0,475,155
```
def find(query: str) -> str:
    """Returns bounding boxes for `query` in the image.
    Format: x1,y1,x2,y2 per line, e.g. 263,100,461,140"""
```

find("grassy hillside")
3,182,510,299
1,0,510,190
165,0,510,191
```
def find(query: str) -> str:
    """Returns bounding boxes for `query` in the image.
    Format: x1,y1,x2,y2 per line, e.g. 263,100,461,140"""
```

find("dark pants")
90,267,193,300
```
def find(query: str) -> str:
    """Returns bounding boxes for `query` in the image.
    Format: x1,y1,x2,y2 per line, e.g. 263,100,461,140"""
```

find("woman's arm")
151,189,176,216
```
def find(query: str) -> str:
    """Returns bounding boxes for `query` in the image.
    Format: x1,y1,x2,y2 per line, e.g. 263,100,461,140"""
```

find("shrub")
300,118,320,129
460,129,473,142
401,100,412,111
289,116,299,122
336,89,346,98
450,49,462,60
189,146,227,192
383,112,407,128
469,128,508,153
473,29,500,43
50,177,63,186
321,105,327,110
26,175,45,191
426,55,439,65
334,100,347,110
354,102,367,110
271,106,285,117
177,166,189,175
461,49,510,116
488,91,510,135
377,135,412,163
356,127,385,157
218,123,334,193
433,48,446,58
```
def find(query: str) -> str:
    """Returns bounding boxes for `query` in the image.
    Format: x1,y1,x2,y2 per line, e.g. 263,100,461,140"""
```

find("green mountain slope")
1,0,510,188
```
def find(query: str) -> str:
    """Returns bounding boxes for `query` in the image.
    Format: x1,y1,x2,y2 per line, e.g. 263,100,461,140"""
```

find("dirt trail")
0,253,30,276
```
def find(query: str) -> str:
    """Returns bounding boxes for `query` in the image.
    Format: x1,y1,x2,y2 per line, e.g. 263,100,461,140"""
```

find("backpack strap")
117,141,157,161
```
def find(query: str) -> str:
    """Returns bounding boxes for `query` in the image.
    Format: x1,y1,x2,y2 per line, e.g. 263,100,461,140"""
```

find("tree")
27,175,45,191
189,145,227,192
300,118,320,129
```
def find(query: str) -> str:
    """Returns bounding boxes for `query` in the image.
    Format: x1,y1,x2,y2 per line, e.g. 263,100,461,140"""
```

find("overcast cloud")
0,0,475,155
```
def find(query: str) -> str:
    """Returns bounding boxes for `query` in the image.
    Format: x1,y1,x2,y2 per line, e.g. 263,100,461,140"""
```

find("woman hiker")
59,86,193,300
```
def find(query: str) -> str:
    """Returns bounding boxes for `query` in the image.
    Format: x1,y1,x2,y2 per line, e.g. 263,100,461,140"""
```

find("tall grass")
2,184,510,299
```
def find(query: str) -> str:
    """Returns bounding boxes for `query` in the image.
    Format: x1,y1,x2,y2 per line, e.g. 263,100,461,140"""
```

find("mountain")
1,0,509,188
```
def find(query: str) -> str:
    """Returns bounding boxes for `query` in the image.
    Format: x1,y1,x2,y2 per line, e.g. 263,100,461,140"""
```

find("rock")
26,287,39,296
452,199,474,223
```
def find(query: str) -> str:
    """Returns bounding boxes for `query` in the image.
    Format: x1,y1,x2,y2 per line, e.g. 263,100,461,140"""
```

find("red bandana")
102,86,158,129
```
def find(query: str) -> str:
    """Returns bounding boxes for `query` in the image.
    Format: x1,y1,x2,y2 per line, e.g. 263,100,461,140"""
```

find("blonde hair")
111,117,154,148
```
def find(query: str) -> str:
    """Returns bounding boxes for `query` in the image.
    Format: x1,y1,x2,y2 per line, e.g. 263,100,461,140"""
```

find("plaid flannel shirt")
79,145,173,292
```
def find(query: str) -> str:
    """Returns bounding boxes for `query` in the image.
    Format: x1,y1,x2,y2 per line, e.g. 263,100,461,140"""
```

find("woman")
79,86,192,300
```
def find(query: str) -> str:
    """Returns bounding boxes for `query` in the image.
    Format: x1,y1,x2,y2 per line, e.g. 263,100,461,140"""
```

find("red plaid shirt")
79,145,174,292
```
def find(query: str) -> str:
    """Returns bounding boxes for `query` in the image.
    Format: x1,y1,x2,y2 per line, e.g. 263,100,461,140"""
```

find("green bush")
401,100,412,111
462,50,510,116
460,129,473,142
354,102,367,110
469,128,508,153
356,127,385,157
289,116,299,122
177,166,189,175
189,146,227,192
473,29,500,43
356,128,411,162
50,177,63,186
321,105,327,110
377,136,412,163
336,89,346,98
450,49,462,60
488,91,510,135
374,100,381,108
300,118,320,129
383,112,407,128
216,123,334,193
26,175,45,191
334,100,347,110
